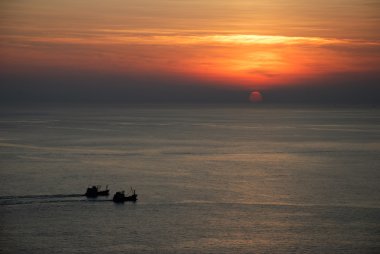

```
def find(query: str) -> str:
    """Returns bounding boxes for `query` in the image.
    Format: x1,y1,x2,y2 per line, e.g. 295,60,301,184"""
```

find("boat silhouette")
113,188,137,203
85,185,109,197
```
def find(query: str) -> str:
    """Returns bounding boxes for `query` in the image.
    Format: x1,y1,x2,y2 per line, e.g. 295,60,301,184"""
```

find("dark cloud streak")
1,70,379,105
264,72,380,105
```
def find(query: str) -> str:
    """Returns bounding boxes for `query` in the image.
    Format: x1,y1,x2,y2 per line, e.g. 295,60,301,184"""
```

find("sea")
0,104,379,254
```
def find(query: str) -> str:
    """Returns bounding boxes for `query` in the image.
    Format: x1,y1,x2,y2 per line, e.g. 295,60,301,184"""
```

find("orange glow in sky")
1,0,379,90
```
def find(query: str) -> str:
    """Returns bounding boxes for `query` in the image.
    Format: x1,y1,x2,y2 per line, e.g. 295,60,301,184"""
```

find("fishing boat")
85,185,109,197
113,188,137,203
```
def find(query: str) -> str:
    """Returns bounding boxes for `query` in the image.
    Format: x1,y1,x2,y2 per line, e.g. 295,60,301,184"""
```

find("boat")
85,185,110,197
113,188,137,203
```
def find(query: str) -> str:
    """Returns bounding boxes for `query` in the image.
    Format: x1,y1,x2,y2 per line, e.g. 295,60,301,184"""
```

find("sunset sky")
1,0,379,103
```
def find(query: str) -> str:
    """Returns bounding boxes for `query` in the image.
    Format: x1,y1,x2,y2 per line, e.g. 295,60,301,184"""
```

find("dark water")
0,105,379,253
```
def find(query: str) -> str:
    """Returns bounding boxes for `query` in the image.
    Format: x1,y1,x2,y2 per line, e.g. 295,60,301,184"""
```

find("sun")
249,91,263,103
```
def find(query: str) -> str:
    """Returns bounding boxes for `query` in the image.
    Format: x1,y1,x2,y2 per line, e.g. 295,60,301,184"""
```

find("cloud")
1,69,379,105
263,71,380,104
3,31,380,47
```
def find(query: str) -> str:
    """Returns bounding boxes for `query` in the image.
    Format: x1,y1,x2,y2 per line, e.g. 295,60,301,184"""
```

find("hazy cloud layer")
1,0,379,104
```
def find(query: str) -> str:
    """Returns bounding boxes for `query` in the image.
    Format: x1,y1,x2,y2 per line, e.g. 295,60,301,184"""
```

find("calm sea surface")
0,105,379,253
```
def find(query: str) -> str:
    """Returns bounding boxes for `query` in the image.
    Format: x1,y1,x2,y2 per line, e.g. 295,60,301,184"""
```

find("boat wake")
0,194,84,200
0,194,111,206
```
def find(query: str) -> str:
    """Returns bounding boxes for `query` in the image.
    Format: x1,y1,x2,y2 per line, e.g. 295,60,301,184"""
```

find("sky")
1,0,379,104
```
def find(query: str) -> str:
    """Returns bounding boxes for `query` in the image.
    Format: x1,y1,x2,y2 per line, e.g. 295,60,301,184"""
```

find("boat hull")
85,186,109,197
113,192,137,203
97,190,110,196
